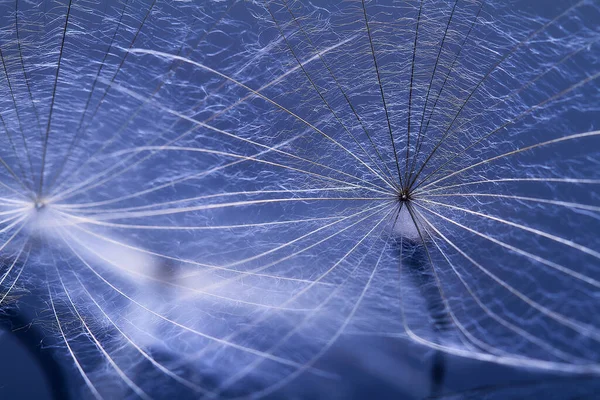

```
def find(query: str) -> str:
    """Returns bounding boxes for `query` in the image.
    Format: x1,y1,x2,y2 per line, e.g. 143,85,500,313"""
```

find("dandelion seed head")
0,0,598,398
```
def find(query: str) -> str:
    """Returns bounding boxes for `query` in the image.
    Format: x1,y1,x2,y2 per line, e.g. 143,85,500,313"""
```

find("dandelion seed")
0,0,598,399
